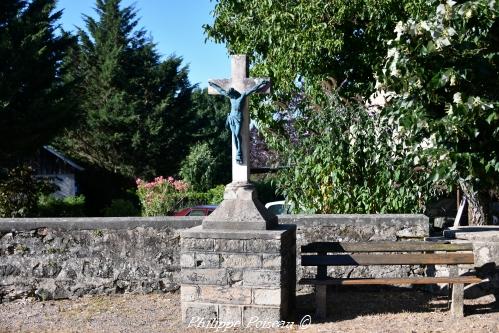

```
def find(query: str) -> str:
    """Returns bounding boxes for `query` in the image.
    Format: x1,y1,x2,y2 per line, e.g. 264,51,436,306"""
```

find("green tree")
59,0,193,179
188,88,231,185
378,0,499,224
205,0,436,213
0,0,75,167
206,0,432,104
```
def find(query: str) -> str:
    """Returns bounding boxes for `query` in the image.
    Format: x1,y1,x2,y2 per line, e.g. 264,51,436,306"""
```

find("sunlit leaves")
206,0,433,102
271,94,436,214
378,0,499,223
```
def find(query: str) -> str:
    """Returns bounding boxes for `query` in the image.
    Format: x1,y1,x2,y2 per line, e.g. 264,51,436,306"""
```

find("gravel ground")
0,289,497,333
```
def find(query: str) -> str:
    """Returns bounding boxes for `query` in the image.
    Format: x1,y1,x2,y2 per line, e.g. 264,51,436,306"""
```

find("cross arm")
243,79,270,96
208,79,231,95
207,78,271,95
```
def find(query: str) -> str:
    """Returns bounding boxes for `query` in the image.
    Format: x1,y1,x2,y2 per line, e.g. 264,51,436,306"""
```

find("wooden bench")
299,241,482,319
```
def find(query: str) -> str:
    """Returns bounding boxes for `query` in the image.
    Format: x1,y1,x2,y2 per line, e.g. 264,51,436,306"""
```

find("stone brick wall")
0,217,200,302
0,214,428,302
180,225,296,324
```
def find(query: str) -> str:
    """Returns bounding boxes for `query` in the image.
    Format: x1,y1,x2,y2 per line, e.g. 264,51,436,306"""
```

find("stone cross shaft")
208,55,270,183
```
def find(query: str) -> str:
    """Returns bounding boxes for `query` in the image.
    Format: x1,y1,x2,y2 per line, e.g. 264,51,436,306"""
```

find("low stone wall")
0,215,428,302
444,226,499,300
0,217,200,302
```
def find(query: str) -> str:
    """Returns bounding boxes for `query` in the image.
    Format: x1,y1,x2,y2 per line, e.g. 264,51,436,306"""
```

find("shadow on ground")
294,286,498,323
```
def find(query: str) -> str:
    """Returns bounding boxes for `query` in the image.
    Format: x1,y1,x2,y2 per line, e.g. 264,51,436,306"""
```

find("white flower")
420,21,430,32
387,47,398,58
366,90,396,110
436,4,446,15
450,74,456,86
472,96,482,107
453,92,462,104
394,21,405,40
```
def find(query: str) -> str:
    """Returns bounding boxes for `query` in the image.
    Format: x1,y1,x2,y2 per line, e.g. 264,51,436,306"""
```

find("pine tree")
0,0,75,167
59,0,193,179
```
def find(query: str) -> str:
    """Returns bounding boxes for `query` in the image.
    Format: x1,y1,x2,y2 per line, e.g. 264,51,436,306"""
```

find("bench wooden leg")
451,283,464,317
449,266,464,317
315,285,327,320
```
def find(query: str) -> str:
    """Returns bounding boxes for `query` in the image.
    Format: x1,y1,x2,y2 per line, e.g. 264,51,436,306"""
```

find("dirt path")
0,290,497,333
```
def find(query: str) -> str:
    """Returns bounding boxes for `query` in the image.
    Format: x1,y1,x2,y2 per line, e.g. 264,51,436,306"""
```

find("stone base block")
202,182,278,230
180,225,296,325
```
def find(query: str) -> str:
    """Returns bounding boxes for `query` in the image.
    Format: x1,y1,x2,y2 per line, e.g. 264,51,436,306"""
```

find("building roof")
42,145,85,172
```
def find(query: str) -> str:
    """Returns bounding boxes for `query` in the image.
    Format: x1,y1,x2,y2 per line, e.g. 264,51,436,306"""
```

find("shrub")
174,185,225,210
179,142,219,192
37,195,86,217
0,166,49,217
102,198,140,217
253,176,282,205
137,176,225,216
206,185,225,204
136,176,190,216
273,93,437,214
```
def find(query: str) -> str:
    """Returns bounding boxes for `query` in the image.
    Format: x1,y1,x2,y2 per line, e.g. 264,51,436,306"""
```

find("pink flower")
173,180,189,192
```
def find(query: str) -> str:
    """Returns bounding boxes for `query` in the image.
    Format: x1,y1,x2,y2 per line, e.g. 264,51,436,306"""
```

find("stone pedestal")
202,182,278,230
180,225,296,326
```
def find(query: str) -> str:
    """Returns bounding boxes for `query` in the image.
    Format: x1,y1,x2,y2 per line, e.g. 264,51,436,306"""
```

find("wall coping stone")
444,226,499,242
279,214,428,227
0,214,427,232
180,224,296,239
0,216,203,231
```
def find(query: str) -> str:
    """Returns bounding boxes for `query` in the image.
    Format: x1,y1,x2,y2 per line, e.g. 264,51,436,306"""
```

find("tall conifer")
60,0,193,178
0,0,75,167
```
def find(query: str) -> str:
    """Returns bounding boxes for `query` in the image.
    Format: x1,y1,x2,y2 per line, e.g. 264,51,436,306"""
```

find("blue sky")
56,0,230,87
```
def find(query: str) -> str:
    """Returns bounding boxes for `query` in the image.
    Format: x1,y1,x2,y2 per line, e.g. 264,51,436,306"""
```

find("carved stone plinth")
202,182,277,230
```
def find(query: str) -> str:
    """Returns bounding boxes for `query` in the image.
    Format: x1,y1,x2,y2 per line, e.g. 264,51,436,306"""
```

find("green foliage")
0,166,47,217
180,142,220,192
58,0,193,179
0,0,76,166
206,0,432,103
161,185,224,213
273,94,437,214
206,185,225,205
189,88,232,185
179,88,234,191
102,198,139,217
377,0,499,223
205,0,439,214
252,175,283,205
37,195,86,217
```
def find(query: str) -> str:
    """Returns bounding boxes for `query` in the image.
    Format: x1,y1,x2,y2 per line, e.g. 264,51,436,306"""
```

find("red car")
174,205,217,216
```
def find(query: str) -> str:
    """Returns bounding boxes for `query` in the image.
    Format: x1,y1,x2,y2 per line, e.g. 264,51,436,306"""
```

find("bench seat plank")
301,242,473,253
301,253,475,266
299,276,482,285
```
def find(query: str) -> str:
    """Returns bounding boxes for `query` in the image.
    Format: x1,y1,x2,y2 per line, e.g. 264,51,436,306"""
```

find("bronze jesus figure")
208,80,270,164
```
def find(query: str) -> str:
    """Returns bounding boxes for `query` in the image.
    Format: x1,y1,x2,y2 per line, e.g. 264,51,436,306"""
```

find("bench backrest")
301,242,473,253
301,242,475,275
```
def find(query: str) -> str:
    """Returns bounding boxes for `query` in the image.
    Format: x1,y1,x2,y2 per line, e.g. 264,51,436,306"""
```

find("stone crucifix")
208,54,270,183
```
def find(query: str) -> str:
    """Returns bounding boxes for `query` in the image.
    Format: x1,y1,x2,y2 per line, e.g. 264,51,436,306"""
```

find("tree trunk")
460,182,491,226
